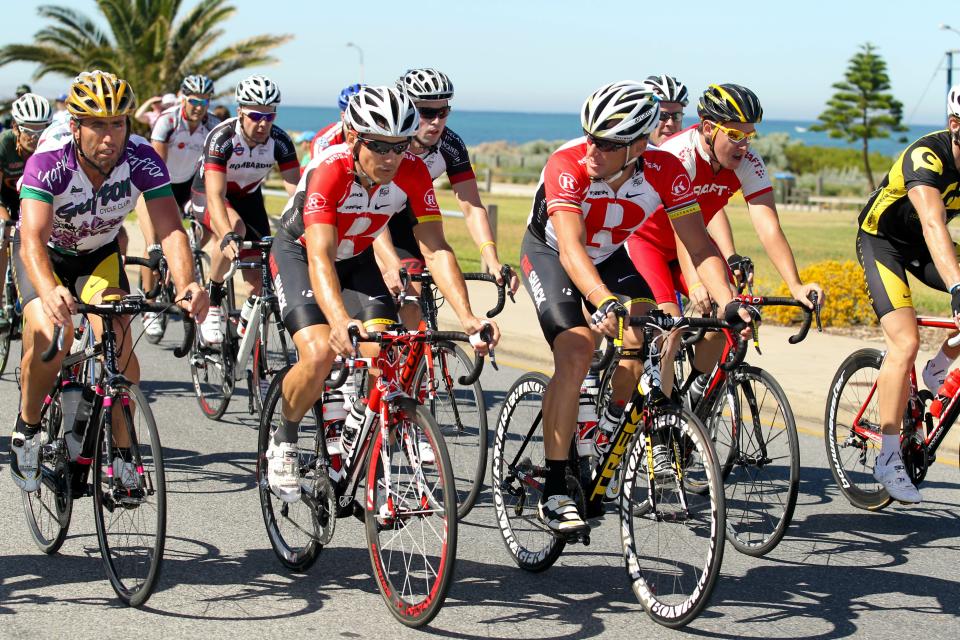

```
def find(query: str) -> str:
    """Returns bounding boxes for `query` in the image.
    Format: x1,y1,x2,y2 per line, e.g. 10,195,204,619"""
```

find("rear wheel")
22,397,73,554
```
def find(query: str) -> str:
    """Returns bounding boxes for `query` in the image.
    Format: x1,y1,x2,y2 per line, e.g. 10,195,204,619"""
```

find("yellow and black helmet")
697,83,762,124
66,70,137,118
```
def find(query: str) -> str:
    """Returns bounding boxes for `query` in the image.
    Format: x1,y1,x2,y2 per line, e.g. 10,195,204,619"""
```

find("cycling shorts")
857,230,951,319
519,228,654,346
13,237,129,306
171,178,193,212
269,238,397,337
388,209,425,273
191,186,270,258
1,184,19,221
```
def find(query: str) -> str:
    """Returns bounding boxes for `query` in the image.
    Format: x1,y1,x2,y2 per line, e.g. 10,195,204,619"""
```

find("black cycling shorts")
856,230,951,319
269,238,397,337
171,178,193,212
13,237,129,307
1,184,20,221
388,207,425,271
519,228,655,346
192,186,271,246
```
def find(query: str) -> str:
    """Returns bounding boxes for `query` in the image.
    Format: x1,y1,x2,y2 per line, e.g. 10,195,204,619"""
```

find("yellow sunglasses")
709,121,757,144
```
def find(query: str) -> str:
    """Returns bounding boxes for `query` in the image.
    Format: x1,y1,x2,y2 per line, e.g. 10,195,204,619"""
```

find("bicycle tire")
22,396,73,554
365,404,457,627
490,372,565,572
620,405,725,628
0,268,16,374
92,382,166,607
824,348,894,511
257,366,326,571
413,340,487,519
251,302,293,415
703,366,800,556
0,316,12,375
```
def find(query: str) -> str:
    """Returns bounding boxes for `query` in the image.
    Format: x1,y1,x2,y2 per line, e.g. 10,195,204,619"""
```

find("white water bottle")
576,375,600,456
341,399,375,461
238,296,257,337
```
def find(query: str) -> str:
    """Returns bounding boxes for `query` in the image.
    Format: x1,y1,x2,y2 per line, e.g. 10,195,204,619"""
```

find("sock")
879,434,901,466
927,348,953,375
15,414,39,438
208,280,224,307
542,458,568,499
274,417,300,446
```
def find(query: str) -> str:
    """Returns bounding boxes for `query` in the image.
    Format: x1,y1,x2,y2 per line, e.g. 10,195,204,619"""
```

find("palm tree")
0,0,292,121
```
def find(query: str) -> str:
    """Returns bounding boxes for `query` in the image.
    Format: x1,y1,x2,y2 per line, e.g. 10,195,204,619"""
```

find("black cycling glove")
590,297,627,326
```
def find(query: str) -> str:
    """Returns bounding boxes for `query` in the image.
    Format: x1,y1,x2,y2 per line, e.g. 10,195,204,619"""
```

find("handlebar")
410,264,515,318
734,292,822,344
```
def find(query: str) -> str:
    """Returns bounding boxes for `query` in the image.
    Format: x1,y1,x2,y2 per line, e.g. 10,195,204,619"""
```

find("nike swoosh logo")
623,191,643,199
374,203,390,210
618,275,634,283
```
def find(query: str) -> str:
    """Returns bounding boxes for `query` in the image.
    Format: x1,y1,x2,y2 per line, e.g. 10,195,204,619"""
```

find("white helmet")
235,74,280,106
181,74,214,96
12,92,53,126
345,86,419,137
397,68,454,101
643,74,689,106
581,81,659,143
949,85,960,118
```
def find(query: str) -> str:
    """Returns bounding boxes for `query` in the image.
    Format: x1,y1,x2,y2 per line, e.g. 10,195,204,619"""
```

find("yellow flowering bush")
762,260,877,327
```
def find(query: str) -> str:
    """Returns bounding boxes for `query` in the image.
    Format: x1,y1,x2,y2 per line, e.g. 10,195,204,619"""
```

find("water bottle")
62,383,95,459
930,368,960,418
575,377,600,456
595,400,625,454
341,399,375,461
237,296,257,337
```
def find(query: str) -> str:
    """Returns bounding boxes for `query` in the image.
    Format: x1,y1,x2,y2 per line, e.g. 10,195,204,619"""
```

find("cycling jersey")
20,133,172,254
310,121,344,159
150,105,220,183
859,130,960,244
0,129,26,191
276,143,441,260
193,117,298,196
527,137,701,264
629,126,773,262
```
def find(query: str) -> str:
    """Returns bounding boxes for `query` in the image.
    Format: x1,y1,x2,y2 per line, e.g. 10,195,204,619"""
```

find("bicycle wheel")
366,404,457,627
824,348,894,511
258,366,328,571
413,340,487,519
491,372,565,572
92,382,166,607
251,303,293,415
701,366,799,556
22,396,73,554
190,328,234,420
0,269,16,375
620,405,725,628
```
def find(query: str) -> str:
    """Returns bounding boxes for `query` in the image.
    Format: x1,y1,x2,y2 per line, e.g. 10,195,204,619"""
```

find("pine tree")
811,43,907,190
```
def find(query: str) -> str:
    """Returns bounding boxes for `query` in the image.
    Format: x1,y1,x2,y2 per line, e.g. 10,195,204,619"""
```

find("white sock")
879,435,901,465
927,347,953,373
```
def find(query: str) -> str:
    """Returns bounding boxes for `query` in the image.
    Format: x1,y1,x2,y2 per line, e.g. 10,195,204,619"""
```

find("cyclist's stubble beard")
74,122,128,177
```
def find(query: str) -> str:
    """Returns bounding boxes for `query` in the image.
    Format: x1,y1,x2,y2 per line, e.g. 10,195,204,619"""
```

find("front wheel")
92,382,166,607
251,303,293,415
366,405,457,627
620,406,725,629
824,348,894,511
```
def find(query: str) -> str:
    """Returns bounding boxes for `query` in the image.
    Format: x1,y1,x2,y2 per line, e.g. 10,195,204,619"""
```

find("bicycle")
258,324,489,627
825,315,959,510
492,310,739,628
0,218,21,374
402,264,511,518
189,237,292,419
24,294,193,606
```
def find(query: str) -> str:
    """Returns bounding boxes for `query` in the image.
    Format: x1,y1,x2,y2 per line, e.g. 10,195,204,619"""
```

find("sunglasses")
710,121,757,144
243,110,276,123
584,130,639,152
659,111,683,123
18,126,45,138
417,106,451,120
186,97,210,107
358,136,410,155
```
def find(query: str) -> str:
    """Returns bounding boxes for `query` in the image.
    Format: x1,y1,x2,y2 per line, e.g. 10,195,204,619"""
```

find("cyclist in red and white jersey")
265,86,499,501
519,81,753,533
627,84,823,396
308,83,364,161
644,74,688,145
191,74,300,345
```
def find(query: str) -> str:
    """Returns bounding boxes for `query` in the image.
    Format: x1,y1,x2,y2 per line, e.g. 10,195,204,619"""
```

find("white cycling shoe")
200,306,224,345
874,452,921,504
266,440,301,503
142,311,164,338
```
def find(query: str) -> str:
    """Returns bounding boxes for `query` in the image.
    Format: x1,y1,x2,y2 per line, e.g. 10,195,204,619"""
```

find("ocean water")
275,105,939,157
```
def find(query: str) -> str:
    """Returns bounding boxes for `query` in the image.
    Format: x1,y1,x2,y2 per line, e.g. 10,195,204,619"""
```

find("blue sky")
1,0,958,125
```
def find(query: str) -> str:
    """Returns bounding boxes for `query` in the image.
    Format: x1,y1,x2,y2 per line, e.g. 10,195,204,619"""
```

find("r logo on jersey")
305,192,326,213
558,172,577,192
671,174,692,197
424,192,438,208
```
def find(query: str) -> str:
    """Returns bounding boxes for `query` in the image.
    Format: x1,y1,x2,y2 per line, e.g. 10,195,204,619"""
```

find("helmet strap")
352,140,379,189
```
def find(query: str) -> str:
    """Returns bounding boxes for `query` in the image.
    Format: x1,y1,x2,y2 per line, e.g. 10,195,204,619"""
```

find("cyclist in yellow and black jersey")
856,88,960,504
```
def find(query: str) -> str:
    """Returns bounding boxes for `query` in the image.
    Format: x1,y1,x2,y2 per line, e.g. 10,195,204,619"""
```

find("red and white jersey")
631,125,773,260
526,137,701,264
310,121,345,159
277,143,442,260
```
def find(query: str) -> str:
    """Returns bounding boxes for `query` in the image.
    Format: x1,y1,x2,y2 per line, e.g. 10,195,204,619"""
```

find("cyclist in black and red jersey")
265,86,499,501
191,74,300,345
519,81,753,533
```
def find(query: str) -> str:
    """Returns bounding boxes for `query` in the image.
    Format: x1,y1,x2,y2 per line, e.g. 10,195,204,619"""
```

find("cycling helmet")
181,74,214,96
345,86,419,137
66,70,137,118
337,83,365,111
397,68,454,101
948,85,960,118
581,81,659,143
643,74,689,106
235,74,281,106
697,83,763,123
11,93,53,126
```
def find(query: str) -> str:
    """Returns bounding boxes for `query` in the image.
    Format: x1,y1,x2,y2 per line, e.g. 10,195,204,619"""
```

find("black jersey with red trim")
193,117,298,195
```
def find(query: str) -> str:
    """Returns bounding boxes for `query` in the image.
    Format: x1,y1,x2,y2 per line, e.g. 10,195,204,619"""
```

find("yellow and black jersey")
858,130,960,243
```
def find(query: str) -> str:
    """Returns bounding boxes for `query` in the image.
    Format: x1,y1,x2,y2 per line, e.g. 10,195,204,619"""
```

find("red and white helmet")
345,86,419,137
581,81,659,143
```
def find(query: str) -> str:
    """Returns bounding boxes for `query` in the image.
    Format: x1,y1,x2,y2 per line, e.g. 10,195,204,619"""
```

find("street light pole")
346,42,365,84
940,25,960,104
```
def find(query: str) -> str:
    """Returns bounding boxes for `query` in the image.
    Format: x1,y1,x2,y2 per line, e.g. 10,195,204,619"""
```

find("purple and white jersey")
20,133,173,253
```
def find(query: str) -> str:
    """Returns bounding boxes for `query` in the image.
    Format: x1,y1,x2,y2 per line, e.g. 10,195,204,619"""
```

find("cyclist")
9,70,208,491
190,74,300,345
520,81,751,533
627,84,823,398
643,74,687,145
853,87,960,503
0,93,52,299
308,83,364,160
266,86,499,502
140,74,220,336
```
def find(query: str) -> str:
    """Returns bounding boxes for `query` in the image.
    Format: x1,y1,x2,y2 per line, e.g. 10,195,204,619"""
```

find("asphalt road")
0,328,958,639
